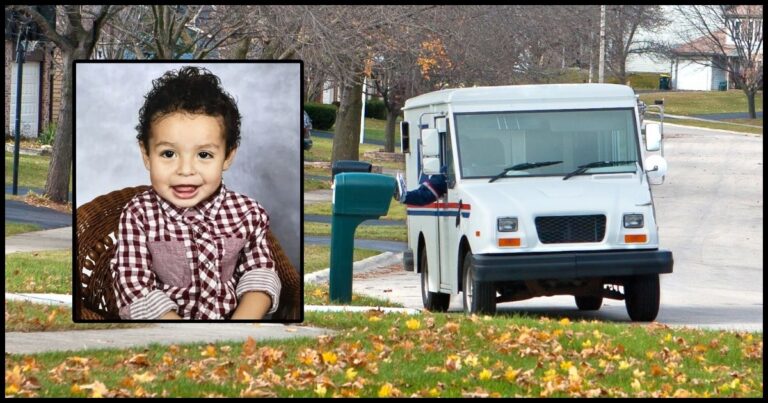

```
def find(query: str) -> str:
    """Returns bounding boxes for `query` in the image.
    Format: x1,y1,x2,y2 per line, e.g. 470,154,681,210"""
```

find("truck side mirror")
644,155,667,184
422,157,441,175
645,123,662,151
421,128,441,175
422,128,439,157
400,121,409,153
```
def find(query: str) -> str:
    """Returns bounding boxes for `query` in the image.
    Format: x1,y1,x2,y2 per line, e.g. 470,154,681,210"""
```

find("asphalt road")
353,124,763,331
5,199,72,229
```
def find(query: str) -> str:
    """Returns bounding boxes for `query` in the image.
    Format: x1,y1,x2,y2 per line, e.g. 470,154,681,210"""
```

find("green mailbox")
330,172,396,303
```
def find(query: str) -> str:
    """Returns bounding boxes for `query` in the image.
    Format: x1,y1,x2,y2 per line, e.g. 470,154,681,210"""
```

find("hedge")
364,99,387,120
305,102,337,131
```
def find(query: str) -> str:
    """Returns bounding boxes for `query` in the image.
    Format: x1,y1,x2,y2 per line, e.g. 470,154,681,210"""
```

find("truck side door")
436,117,460,293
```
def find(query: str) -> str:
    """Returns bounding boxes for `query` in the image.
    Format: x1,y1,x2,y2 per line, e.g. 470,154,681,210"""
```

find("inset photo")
73,61,302,322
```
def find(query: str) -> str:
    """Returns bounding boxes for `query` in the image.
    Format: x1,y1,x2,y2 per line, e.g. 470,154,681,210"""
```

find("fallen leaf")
405,318,421,330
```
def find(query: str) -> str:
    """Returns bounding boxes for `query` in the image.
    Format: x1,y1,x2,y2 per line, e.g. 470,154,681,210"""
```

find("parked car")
303,110,313,150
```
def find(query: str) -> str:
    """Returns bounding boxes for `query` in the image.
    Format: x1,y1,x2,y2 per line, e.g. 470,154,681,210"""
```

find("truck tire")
419,246,450,312
624,274,660,321
462,251,496,315
575,295,603,311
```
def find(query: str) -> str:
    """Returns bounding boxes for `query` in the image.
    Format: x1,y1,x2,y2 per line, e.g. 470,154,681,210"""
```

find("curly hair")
136,66,241,157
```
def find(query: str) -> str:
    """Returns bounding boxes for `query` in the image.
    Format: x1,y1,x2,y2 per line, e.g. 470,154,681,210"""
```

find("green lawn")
330,117,402,146
5,301,148,332
4,150,73,191
304,222,407,242
639,90,762,134
305,136,394,163
304,244,381,274
5,250,72,294
639,90,762,116
5,311,762,397
5,221,43,237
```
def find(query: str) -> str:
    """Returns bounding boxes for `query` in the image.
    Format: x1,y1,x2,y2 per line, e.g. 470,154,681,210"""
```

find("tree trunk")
384,108,398,152
331,79,363,163
44,51,78,203
746,89,756,119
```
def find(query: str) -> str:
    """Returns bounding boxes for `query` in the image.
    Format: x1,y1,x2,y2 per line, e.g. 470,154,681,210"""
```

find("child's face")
141,112,236,209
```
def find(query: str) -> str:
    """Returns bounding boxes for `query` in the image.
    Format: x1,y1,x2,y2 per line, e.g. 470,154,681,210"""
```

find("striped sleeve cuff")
119,289,179,319
236,269,281,315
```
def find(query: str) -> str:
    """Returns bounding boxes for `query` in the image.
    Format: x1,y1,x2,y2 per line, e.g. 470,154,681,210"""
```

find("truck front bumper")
472,249,673,282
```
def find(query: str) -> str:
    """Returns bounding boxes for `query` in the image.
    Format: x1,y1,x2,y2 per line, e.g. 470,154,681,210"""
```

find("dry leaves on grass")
4,315,763,397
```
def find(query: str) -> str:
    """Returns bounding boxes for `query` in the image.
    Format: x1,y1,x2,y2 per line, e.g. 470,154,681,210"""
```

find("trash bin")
718,81,727,91
659,74,671,90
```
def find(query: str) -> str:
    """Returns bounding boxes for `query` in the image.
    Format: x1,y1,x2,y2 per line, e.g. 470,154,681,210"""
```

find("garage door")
675,60,711,91
9,61,41,138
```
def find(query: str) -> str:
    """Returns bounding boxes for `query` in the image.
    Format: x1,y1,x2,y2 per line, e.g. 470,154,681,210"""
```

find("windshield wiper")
488,161,563,183
562,160,637,180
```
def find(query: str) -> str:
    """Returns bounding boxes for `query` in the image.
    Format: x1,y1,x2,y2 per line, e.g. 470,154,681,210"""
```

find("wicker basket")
75,185,301,320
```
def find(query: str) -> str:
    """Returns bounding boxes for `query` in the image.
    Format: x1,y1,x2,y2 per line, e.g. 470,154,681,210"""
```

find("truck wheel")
462,251,496,315
624,274,660,321
575,295,603,311
419,247,450,312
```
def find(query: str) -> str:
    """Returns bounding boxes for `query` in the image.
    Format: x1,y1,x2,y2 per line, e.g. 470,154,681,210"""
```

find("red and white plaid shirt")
111,184,281,319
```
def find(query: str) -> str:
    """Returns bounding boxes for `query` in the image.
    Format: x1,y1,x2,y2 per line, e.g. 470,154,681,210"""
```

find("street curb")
304,251,403,284
6,293,71,306
645,119,762,135
304,305,421,315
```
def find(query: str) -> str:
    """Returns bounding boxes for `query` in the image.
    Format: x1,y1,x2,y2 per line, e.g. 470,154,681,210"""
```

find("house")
671,5,763,91
4,8,61,140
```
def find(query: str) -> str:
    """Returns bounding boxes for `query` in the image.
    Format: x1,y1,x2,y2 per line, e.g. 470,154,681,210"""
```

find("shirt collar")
154,184,227,223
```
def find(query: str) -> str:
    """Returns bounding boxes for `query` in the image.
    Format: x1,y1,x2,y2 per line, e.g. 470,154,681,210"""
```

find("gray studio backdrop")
75,62,301,270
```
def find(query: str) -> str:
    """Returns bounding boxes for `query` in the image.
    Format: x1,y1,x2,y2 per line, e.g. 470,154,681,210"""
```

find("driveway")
5,199,72,229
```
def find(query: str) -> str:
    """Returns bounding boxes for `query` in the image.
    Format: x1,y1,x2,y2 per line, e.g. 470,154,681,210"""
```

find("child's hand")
231,291,272,320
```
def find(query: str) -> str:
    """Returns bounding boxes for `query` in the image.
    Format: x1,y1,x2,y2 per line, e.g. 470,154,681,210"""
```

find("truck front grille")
535,215,606,244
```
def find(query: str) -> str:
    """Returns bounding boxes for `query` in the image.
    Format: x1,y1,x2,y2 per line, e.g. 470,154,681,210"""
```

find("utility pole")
12,23,28,196
588,32,594,83
598,5,606,83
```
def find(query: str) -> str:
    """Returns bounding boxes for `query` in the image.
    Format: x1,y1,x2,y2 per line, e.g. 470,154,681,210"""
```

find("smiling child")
111,66,280,320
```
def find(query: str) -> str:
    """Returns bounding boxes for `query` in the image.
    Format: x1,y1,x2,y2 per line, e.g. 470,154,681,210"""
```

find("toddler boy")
111,66,280,320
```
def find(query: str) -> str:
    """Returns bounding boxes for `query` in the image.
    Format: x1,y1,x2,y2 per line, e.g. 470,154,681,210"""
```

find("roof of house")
673,30,738,57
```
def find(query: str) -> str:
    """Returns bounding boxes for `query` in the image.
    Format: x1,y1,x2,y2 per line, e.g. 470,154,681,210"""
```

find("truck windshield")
454,108,639,179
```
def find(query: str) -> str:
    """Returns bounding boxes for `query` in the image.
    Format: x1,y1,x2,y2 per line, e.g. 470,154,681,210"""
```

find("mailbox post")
330,172,396,303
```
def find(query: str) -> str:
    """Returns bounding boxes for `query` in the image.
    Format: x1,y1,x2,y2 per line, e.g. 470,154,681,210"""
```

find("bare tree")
293,5,438,163
671,5,763,118
10,5,121,203
602,5,668,84
100,5,251,60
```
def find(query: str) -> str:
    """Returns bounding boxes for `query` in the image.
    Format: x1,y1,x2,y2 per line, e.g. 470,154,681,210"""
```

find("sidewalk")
5,221,416,355
5,226,72,254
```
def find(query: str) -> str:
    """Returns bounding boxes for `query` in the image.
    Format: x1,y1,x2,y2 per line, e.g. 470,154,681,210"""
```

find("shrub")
364,99,387,120
607,73,661,90
38,123,56,146
305,102,337,131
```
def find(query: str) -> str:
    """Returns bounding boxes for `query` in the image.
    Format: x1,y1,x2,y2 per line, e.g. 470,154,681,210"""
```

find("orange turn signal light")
624,234,647,243
498,238,521,247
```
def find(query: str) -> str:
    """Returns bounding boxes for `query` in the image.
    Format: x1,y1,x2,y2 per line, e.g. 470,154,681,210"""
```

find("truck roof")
403,83,637,111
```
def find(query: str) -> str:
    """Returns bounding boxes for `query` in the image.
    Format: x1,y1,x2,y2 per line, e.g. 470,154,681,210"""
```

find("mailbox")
331,160,372,183
329,172,396,303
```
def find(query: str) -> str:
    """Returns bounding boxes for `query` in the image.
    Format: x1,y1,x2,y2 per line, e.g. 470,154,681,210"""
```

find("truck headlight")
623,214,644,228
497,217,518,232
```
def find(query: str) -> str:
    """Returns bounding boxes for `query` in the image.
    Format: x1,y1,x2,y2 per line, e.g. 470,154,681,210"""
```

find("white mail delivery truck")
400,84,673,321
